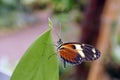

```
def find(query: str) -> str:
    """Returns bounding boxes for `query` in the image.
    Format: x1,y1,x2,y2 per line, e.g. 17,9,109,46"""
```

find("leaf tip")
48,18,53,29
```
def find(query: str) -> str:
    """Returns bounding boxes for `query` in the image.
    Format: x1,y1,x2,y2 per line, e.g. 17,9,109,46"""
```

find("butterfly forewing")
59,45,82,64
58,43,100,65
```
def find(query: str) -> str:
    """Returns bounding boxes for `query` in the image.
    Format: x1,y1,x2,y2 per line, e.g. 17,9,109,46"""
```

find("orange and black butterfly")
56,39,101,67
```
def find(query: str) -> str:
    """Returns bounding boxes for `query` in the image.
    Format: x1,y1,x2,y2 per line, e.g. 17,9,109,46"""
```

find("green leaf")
10,25,59,80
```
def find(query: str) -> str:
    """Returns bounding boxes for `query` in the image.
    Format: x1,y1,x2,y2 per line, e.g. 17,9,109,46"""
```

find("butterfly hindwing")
80,44,100,61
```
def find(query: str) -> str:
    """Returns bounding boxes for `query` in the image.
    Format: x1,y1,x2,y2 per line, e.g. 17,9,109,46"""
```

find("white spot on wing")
75,44,82,50
82,44,85,46
78,50,85,58
92,48,96,53
92,48,97,58
94,54,97,58
75,44,85,58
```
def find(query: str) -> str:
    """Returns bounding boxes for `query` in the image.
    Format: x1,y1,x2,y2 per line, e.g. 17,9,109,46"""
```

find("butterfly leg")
48,53,56,60
63,59,66,68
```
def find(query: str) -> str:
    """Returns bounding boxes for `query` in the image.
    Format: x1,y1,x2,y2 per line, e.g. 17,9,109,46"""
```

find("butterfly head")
57,38,63,50
57,38,63,45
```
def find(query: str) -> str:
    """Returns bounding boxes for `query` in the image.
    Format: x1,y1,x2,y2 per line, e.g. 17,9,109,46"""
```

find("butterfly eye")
57,39,63,45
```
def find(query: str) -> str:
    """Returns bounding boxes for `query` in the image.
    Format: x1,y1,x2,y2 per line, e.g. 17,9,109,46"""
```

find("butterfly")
56,38,101,68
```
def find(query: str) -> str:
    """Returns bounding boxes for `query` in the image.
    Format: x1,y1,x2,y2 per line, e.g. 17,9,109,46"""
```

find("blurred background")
0,0,120,80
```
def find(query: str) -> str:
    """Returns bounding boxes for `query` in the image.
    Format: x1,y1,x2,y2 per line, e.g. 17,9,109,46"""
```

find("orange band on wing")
59,47,79,63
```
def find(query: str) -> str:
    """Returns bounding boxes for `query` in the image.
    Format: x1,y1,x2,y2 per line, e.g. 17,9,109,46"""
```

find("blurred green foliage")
0,0,87,29
53,0,75,13
0,0,20,18
0,0,17,10
0,0,32,28
111,20,120,64
117,35,120,45
113,34,120,63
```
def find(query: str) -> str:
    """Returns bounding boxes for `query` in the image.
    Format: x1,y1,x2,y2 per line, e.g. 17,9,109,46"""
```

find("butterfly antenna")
59,22,62,40
54,28,61,39
52,19,63,44
53,21,62,40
